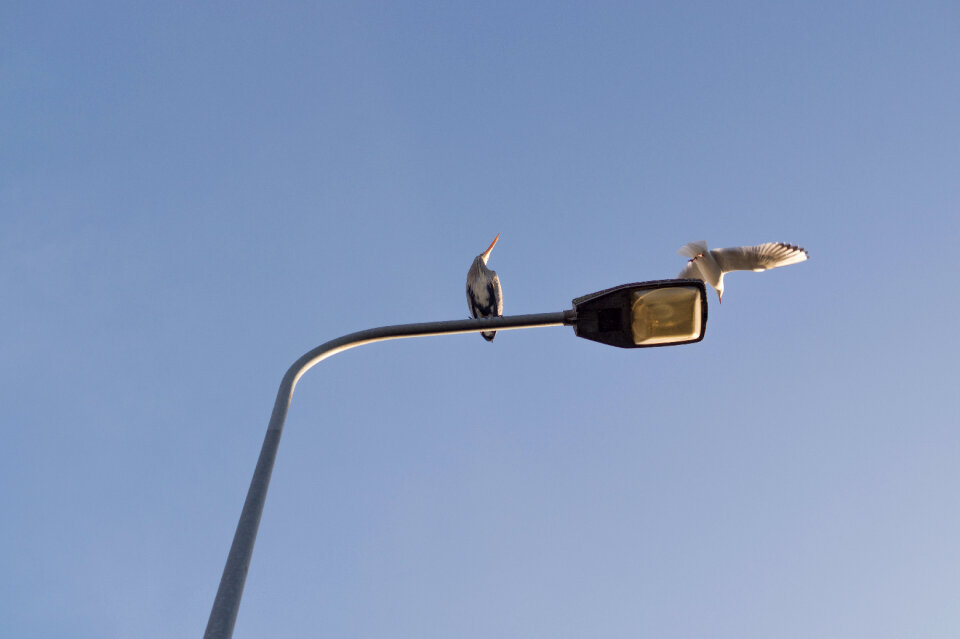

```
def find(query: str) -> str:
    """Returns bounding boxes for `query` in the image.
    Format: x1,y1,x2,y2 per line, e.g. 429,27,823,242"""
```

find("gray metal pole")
204,310,574,639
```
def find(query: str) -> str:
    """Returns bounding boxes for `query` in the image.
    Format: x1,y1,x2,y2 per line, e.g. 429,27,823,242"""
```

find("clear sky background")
3,2,959,637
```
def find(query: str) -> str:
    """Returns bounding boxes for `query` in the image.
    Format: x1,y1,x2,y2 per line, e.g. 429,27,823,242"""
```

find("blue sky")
2,2,959,637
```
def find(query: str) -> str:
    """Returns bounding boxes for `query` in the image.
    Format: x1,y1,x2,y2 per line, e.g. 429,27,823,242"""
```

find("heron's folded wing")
489,272,503,316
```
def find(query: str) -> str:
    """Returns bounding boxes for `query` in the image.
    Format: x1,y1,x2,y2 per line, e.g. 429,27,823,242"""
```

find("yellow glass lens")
630,286,702,345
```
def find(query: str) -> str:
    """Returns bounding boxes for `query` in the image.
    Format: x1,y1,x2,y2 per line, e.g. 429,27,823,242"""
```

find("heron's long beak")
481,233,500,262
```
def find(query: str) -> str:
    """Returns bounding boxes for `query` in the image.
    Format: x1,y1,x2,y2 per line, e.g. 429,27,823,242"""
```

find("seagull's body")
677,240,808,302
466,234,503,341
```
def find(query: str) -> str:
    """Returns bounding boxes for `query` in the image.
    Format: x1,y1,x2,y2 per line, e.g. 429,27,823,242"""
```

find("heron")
677,240,809,303
466,233,503,341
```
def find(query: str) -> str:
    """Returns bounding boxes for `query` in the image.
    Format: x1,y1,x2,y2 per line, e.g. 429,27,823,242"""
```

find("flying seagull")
466,233,504,341
677,240,809,303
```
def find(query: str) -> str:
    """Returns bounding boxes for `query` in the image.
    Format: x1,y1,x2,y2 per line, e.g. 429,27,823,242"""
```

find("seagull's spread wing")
677,256,706,280
713,242,808,273
677,240,708,258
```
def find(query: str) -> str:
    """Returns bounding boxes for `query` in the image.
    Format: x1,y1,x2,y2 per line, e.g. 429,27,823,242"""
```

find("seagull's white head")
480,233,500,265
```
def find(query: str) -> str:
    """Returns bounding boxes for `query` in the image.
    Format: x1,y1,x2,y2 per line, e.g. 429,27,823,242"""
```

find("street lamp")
204,278,708,639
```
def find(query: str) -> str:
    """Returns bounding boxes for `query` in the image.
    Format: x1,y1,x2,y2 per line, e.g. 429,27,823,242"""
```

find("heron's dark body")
466,257,503,341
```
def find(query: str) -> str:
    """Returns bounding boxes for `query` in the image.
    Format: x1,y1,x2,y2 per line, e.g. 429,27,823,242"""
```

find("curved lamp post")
204,279,708,638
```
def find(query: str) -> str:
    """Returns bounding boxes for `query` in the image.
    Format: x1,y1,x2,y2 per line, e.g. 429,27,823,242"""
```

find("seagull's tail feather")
678,241,708,258
482,330,496,342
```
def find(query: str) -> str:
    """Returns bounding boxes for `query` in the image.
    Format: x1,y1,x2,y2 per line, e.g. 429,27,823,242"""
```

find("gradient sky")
3,2,959,638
